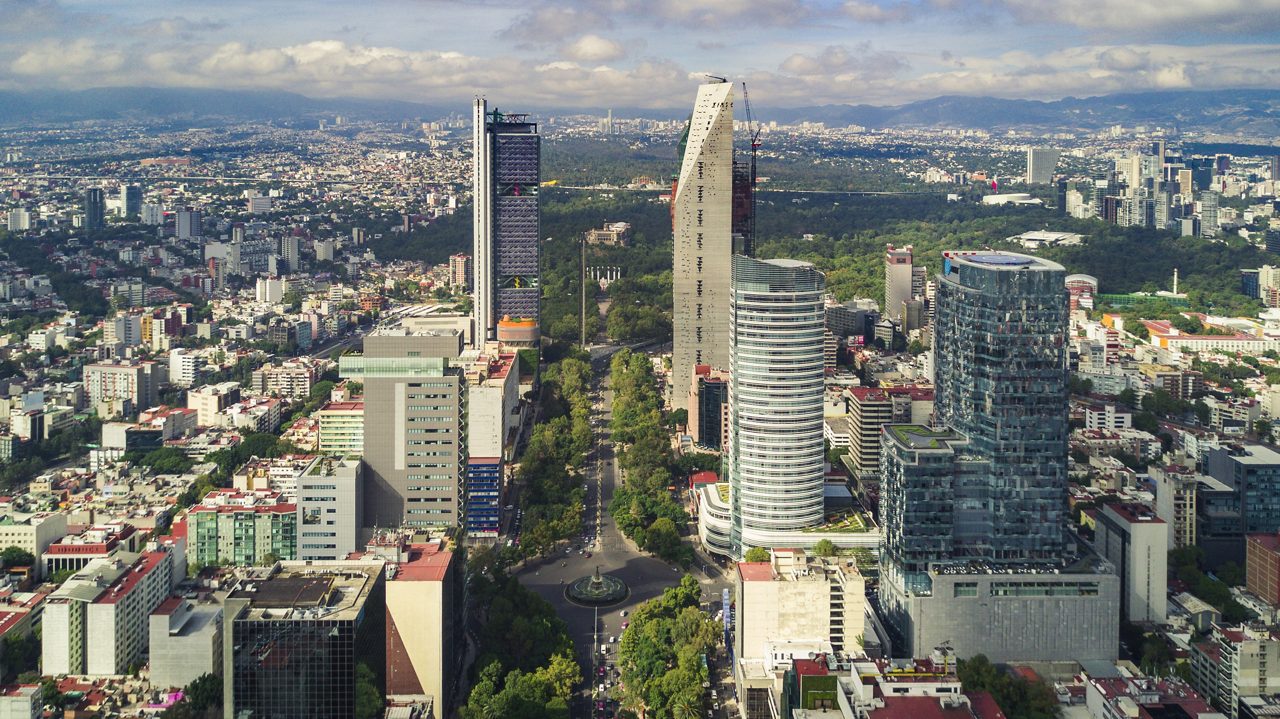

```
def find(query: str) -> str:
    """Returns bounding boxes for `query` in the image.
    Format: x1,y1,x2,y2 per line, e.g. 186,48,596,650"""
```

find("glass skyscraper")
879,251,1118,663
728,256,826,558
931,251,1070,562
473,99,540,343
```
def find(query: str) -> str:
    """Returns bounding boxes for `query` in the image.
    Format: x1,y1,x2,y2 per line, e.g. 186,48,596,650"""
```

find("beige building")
84,360,159,414
671,81,735,405
735,548,866,663
187,382,241,427
355,533,459,717
341,326,465,530
316,400,364,455
1151,463,1201,549
0,512,67,580
1192,624,1280,719
585,221,631,246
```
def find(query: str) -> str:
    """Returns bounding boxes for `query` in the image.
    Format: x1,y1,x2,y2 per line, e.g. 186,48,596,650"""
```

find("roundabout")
564,565,629,607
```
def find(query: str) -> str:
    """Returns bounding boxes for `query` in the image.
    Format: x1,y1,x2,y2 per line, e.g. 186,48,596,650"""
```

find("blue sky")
3,0,1280,109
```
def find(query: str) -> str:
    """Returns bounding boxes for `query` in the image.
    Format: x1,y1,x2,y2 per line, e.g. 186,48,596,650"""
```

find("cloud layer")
2,0,1280,108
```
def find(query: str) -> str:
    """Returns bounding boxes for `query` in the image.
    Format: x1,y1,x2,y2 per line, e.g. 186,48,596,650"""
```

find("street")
512,347,734,717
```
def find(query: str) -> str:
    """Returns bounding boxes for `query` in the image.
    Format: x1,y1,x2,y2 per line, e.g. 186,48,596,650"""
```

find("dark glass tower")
473,99,540,343
930,251,1069,561
83,188,105,231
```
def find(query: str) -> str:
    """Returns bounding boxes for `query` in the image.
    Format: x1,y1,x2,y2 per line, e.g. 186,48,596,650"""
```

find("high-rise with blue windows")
880,251,1118,663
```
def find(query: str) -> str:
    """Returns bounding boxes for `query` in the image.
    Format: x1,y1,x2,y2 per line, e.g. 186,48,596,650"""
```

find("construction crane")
741,82,762,255
705,74,728,83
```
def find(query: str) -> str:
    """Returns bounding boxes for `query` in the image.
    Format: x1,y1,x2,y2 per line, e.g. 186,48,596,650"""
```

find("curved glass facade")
728,256,826,557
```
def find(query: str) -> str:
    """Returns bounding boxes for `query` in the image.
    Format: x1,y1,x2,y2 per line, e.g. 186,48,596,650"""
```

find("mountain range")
2,86,1279,136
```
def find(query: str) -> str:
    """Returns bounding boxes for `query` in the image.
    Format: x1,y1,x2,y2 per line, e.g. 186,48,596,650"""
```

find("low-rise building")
42,524,144,578
736,548,866,664
187,489,297,567
0,513,67,581
148,597,222,691
187,382,241,427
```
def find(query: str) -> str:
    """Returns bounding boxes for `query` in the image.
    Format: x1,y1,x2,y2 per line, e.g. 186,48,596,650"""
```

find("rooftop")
231,562,383,623
885,424,962,450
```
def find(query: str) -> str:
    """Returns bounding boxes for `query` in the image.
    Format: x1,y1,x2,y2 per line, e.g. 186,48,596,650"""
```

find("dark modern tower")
472,99,540,344
879,250,1118,662
931,251,1070,560
83,188,105,231
120,184,142,218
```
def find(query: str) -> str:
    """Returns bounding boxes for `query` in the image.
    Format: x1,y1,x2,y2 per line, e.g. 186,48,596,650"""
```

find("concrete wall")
891,571,1120,662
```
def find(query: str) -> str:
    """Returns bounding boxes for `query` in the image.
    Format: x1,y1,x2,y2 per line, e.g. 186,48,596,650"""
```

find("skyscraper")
119,184,142,218
880,250,1118,662
1025,148,1061,184
728,256,825,558
83,188,105,231
473,99,540,345
1201,190,1220,238
884,244,913,325
672,81,735,404
340,325,466,530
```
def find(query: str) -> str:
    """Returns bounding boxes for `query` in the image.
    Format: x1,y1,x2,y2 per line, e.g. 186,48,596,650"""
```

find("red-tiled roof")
968,692,1007,719
1107,503,1165,525
393,544,453,582
152,596,183,616
737,562,773,582
870,696,974,719
690,471,719,485
1249,533,1280,553
95,552,166,605
319,401,364,412
794,658,828,676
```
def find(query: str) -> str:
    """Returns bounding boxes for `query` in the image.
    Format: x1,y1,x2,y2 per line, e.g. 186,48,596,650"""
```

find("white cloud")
560,34,626,62
11,38,124,77
998,0,1280,33
843,1,913,23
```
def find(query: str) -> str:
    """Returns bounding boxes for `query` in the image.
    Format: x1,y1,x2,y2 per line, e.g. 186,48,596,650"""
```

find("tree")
743,547,770,562
354,663,383,719
813,539,837,557
1117,388,1138,408
0,547,34,570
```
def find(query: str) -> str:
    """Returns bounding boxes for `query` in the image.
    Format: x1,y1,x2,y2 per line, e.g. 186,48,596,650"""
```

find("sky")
3,0,1280,110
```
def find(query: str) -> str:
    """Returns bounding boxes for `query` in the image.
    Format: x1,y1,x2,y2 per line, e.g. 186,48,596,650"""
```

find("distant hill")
0,87,446,124
3,86,1279,135
765,89,1280,134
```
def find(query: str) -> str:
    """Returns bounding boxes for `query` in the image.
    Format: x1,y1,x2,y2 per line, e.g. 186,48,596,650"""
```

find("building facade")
472,100,540,343
1094,503,1168,624
341,328,466,530
188,489,298,567
880,251,1118,662
728,256,826,557
671,81,735,405
735,548,866,661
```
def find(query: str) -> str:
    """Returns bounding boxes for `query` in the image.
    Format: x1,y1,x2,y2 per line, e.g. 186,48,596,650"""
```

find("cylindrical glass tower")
728,256,826,558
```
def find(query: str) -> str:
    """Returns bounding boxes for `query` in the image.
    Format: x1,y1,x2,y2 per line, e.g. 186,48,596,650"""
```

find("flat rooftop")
885,424,962,450
232,562,382,622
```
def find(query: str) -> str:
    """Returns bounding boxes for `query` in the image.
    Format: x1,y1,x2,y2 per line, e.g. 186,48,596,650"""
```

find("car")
609,635,617,643
621,621,629,630
619,610,628,617
585,552,592,558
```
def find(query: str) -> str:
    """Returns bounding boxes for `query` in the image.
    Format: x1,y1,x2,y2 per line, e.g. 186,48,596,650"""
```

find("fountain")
565,565,629,606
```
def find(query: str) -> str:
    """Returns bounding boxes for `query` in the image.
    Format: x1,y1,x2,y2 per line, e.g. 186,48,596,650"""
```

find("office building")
845,385,933,488
672,81,736,405
1246,533,1280,607
83,188,105,231
119,184,142,217
1205,444,1280,563
1201,191,1220,238
448,253,471,290
341,326,466,530
728,256,825,557
880,251,1118,662
316,400,364,455
688,365,729,452
884,244,914,324
247,195,272,214
149,598,223,691
473,99,541,344
735,548,866,661
1191,624,1280,719
42,550,176,676
187,489,298,567
176,208,202,240
1026,148,1061,184
297,456,363,561
355,533,461,716
84,360,159,414
222,561,386,719
1093,503,1167,624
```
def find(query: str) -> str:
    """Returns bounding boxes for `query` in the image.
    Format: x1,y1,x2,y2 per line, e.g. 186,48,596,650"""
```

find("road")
512,346,733,718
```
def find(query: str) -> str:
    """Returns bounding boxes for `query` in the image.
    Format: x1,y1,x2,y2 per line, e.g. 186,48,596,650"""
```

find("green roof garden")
886,424,959,450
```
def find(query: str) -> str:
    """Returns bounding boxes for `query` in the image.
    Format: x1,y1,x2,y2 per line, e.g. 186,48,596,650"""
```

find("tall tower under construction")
473,99,541,344
671,81,736,404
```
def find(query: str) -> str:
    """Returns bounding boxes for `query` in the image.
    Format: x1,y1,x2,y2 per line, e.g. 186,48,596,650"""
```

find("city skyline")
4,1,1280,109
